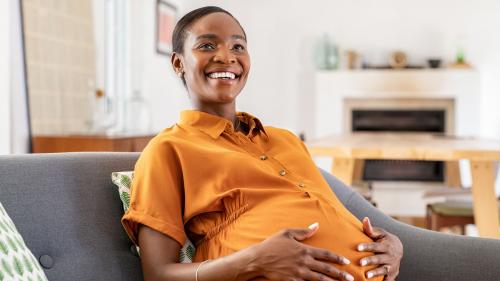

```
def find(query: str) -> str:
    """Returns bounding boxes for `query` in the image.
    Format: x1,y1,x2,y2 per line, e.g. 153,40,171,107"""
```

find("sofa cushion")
111,171,196,263
0,153,144,280
0,202,49,281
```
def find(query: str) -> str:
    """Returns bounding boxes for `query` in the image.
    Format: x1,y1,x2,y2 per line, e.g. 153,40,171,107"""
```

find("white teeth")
208,72,236,79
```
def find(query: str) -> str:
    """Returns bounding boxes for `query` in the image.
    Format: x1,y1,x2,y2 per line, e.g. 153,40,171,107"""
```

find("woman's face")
175,13,250,106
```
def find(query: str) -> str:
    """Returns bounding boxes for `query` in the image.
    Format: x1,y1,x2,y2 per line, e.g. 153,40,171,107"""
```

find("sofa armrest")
320,169,500,281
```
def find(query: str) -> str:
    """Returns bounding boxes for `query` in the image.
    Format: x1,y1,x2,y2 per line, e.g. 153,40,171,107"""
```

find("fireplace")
345,98,455,182
313,70,481,186
352,110,445,133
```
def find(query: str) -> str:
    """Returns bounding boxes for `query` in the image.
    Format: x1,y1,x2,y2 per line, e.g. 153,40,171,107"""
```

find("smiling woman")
170,8,250,118
121,6,402,281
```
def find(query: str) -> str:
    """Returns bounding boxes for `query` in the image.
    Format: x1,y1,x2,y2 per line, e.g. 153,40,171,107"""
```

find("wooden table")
307,133,500,238
32,134,155,153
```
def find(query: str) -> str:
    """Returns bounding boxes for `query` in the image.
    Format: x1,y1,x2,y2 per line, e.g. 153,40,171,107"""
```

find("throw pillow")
0,202,49,281
111,172,196,263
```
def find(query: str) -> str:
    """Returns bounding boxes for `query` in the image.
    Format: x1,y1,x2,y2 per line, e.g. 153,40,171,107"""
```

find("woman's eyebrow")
231,35,246,42
196,34,217,40
195,34,246,42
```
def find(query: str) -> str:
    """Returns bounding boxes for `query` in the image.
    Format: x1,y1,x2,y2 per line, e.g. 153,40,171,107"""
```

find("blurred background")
1,0,500,233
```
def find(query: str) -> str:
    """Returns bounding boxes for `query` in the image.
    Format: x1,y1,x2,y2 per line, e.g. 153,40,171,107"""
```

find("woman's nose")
213,48,236,63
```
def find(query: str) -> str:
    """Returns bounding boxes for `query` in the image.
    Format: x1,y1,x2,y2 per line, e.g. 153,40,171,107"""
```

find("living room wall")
0,0,10,154
93,0,189,133
183,0,500,139
129,0,190,132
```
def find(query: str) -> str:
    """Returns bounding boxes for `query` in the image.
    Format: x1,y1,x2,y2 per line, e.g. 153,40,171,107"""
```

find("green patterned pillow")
0,202,49,281
111,172,196,263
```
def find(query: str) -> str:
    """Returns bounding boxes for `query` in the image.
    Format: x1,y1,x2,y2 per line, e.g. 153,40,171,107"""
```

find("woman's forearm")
157,245,261,281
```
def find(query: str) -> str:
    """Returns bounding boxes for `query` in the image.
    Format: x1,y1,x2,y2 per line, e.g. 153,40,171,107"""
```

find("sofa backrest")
5,153,500,281
0,152,142,281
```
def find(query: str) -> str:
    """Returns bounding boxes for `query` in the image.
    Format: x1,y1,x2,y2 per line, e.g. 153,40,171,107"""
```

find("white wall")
93,0,190,132
0,0,10,154
129,0,191,132
10,0,30,154
184,0,500,138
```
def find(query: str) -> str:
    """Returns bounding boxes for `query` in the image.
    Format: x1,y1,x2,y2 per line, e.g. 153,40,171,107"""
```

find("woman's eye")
199,43,215,50
233,44,245,51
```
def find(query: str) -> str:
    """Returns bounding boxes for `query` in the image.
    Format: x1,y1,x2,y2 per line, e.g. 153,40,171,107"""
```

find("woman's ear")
171,52,184,76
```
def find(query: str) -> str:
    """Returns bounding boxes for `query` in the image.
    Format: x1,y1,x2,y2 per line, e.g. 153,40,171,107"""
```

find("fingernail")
367,272,374,278
357,244,365,251
343,257,351,264
360,259,367,266
308,222,319,230
346,274,354,281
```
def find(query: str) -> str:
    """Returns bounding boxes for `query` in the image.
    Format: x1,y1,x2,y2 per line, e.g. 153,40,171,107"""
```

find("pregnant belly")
194,194,383,281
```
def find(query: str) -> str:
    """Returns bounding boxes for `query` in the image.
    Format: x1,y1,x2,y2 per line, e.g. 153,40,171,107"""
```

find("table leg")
445,161,462,187
332,158,356,186
470,160,500,238
353,160,365,183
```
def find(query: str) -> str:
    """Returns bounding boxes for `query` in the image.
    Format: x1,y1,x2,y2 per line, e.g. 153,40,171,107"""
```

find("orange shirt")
122,110,382,281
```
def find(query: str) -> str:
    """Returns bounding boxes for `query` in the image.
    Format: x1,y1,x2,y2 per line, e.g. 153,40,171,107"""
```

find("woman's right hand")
250,223,354,281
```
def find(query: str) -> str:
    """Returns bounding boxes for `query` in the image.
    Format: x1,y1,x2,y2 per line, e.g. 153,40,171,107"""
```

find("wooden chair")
426,199,500,235
426,201,475,234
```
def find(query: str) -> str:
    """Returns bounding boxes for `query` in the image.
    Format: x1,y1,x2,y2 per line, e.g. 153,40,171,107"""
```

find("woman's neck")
193,103,238,127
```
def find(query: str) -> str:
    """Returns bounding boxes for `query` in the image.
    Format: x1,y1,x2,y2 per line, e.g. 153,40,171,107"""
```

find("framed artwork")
156,0,177,55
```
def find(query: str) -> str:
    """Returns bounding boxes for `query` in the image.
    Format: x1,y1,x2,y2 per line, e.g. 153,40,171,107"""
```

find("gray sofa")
1,153,500,281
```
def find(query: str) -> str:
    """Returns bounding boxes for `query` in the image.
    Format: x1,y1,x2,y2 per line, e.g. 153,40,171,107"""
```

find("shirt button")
298,183,305,188
279,170,286,176
303,192,311,198
260,155,268,160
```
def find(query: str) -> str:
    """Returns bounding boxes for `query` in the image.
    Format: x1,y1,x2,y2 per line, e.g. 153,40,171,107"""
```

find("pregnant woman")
122,6,403,281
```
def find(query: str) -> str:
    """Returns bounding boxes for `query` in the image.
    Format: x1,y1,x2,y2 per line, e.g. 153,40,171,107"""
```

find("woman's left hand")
357,217,403,280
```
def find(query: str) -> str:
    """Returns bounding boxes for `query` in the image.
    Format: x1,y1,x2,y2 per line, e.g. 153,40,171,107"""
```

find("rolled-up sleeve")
121,137,186,246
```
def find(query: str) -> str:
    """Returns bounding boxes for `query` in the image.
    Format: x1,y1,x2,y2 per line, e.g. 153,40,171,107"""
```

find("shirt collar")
179,110,268,140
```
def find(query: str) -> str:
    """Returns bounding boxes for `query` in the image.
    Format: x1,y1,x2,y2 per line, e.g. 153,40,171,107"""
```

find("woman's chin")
214,93,238,103
206,89,241,103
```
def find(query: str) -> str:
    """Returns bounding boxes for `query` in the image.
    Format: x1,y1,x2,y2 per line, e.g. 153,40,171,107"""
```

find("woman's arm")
139,224,258,281
139,223,355,281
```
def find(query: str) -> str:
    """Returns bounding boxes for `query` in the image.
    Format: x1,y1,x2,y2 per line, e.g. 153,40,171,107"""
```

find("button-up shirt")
122,110,381,281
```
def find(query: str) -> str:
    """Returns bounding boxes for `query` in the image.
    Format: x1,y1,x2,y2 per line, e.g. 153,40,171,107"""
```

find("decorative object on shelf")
389,51,408,69
156,0,177,55
361,50,423,69
124,90,152,134
456,47,465,64
345,50,360,70
450,47,472,69
90,89,116,134
427,58,442,69
313,34,339,70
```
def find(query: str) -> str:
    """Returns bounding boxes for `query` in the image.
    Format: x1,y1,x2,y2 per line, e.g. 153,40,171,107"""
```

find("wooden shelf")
32,134,155,153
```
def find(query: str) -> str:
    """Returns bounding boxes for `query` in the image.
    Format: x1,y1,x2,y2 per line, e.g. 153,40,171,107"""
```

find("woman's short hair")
172,6,247,55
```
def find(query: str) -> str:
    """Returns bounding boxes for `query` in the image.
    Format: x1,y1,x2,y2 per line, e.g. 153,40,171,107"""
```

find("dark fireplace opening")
352,109,445,182
352,110,445,132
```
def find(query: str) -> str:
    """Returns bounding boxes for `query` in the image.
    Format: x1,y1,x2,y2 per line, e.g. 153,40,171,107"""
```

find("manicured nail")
308,222,319,230
367,272,374,278
360,259,367,266
346,273,354,281
357,244,365,251
343,257,351,264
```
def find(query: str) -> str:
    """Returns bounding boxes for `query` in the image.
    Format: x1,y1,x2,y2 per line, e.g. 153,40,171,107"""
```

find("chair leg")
426,205,438,231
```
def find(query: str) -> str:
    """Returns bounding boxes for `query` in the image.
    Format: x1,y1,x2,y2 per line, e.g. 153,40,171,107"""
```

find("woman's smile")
206,70,241,86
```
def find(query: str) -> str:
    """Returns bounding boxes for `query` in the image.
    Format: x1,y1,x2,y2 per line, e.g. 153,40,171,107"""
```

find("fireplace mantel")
314,69,481,138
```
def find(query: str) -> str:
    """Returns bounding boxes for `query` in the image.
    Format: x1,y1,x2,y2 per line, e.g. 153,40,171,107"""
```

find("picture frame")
156,0,177,56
